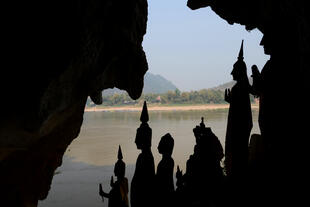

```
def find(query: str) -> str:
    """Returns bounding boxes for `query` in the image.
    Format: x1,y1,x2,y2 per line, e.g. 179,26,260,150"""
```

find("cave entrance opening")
39,1,269,207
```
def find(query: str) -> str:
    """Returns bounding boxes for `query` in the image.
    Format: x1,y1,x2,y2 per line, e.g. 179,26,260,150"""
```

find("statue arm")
100,191,110,198
99,184,110,198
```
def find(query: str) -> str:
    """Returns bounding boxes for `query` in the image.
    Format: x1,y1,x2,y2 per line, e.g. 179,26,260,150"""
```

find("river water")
39,109,259,207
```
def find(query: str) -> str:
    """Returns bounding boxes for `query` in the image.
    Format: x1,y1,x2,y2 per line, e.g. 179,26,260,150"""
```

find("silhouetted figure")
251,33,274,145
249,33,276,207
155,133,175,207
130,101,155,207
224,40,253,179
179,117,224,207
193,118,224,167
99,146,129,207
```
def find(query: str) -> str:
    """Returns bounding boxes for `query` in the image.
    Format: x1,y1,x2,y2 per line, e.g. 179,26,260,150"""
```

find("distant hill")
103,72,178,96
211,77,253,91
143,72,178,94
211,81,235,91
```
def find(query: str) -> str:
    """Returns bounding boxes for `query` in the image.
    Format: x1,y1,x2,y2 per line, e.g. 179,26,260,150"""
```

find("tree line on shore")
86,88,256,107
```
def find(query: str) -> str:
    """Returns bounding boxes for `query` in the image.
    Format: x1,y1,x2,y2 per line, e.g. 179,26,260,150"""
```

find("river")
39,109,259,207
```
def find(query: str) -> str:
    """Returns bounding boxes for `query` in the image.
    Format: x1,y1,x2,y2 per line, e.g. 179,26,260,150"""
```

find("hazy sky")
142,0,269,91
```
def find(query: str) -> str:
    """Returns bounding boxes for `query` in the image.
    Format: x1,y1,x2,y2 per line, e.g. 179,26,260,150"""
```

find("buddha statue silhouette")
224,40,253,179
99,145,129,207
130,101,155,207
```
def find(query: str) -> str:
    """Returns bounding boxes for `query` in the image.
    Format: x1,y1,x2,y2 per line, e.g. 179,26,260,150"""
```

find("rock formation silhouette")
155,133,175,207
130,101,155,207
99,145,129,207
0,1,148,205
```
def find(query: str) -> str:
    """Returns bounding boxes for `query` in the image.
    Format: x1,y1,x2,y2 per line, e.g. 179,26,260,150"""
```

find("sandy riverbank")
85,104,259,112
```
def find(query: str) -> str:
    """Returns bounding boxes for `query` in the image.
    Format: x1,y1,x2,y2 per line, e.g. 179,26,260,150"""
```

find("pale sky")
142,0,269,91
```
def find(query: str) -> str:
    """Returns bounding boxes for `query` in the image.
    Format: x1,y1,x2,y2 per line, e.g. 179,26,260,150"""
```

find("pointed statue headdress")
238,40,244,61
114,145,125,177
231,40,248,79
135,101,152,148
118,145,123,160
140,101,149,123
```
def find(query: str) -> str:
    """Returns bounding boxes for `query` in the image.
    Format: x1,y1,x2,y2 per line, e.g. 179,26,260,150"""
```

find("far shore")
85,104,259,112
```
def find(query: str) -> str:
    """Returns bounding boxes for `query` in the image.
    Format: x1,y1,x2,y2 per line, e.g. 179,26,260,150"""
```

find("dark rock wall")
188,0,309,206
0,0,148,206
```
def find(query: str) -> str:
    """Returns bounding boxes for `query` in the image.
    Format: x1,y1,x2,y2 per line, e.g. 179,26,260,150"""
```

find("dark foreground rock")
0,1,148,206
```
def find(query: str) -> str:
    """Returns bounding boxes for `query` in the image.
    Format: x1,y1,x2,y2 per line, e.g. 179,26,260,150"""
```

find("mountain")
143,72,178,94
102,72,178,96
